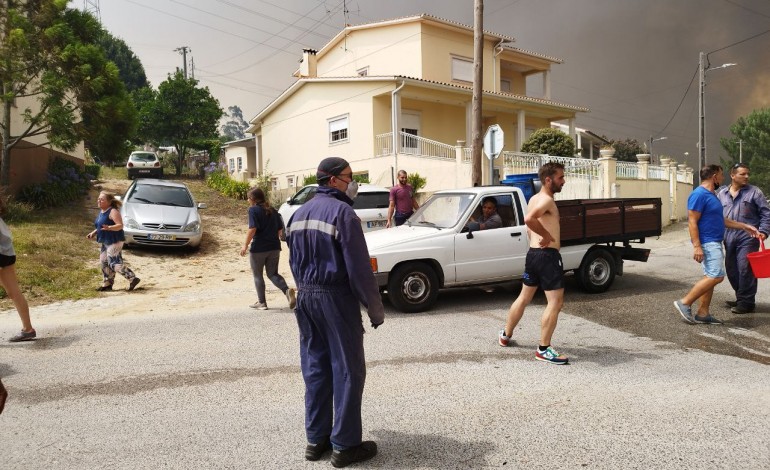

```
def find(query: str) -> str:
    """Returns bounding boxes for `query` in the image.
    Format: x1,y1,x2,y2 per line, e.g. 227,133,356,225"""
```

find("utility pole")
190,56,195,80
471,0,484,186
698,51,736,169
174,46,191,79
698,51,706,169
737,139,743,163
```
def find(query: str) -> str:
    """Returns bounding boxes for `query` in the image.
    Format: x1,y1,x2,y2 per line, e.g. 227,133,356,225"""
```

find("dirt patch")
67,177,295,317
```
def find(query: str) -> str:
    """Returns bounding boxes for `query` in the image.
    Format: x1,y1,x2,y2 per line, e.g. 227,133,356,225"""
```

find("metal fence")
648,165,668,180
501,151,601,180
616,161,639,179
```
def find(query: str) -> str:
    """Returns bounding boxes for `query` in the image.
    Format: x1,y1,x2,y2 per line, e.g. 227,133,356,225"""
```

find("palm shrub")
407,172,427,192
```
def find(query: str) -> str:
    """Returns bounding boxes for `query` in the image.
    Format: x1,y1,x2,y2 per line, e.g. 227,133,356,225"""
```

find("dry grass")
1,172,243,309
0,191,102,308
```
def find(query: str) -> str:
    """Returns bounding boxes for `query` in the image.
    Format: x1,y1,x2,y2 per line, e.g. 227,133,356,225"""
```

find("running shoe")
535,346,569,365
674,300,695,324
693,314,724,325
9,329,36,342
498,328,511,347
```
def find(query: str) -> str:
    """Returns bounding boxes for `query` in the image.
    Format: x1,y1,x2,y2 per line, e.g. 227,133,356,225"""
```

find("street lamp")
734,139,744,163
698,51,736,168
650,136,667,163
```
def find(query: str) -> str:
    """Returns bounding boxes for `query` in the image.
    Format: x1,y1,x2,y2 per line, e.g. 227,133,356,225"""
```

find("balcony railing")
374,132,455,160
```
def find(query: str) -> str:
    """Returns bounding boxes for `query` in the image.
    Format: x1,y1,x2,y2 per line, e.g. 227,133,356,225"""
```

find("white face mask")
345,179,359,200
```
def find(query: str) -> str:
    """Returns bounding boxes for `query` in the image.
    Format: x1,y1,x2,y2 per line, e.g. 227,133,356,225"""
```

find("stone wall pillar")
636,153,650,180
598,156,617,198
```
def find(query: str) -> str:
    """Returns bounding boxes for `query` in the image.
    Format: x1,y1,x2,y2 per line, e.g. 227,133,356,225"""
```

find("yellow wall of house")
260,82,393,190
400,98,467,144
318,22,423,78
499,69,526,94
319,21,527,91
420,23,496,87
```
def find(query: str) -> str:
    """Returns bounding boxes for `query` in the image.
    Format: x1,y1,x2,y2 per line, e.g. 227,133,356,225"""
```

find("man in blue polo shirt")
674,165,759,325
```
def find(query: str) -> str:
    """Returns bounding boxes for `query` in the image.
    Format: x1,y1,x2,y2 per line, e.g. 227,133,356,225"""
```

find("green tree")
220,105,249,141
141,71,222,175
97,30,149,93
720,108,770,172
521,128,575,157
610,138,645,162
747,155,770,196
0,1,136,187
131,86,157,146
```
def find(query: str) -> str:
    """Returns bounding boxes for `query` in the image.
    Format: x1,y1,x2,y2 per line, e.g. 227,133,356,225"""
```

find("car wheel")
387,262,439,313
576,248,616,293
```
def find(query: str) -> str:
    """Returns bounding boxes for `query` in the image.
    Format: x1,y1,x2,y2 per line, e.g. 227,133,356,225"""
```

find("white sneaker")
250,302,268,310
286,288,297,309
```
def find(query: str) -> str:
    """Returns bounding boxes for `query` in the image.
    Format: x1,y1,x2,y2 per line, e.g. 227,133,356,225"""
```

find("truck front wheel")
387,262,439,313
576,248,616,293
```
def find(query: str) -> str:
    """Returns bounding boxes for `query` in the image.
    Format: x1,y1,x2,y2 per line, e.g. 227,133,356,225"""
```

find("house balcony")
374,132,458,161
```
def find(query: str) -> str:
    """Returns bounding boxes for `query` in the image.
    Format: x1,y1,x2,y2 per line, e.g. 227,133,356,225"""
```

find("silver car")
120,179,206,248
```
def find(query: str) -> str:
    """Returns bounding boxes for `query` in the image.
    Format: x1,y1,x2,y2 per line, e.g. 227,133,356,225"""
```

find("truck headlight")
370,257,378,273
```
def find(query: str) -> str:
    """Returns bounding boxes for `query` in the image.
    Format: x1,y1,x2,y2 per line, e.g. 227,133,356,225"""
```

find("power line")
201,2,345,75
656,64,699,136
124,0,296,56
722,0,770,19
202,0,341,69
708,27,770,56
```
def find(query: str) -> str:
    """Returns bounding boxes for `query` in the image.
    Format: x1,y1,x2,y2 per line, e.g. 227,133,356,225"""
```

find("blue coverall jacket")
286,185,385,450
718,184,770,309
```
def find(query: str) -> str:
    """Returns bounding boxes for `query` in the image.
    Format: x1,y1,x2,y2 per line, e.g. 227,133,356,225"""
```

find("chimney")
299,48,318,78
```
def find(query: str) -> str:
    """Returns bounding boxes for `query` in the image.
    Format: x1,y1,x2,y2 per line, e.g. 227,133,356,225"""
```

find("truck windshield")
408,193,475,229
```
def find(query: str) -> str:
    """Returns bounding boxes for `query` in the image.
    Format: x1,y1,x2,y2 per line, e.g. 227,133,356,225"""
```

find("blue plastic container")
501,173,539,202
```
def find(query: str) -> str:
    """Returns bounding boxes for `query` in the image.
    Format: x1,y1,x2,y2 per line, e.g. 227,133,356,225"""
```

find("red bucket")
747,240,770,278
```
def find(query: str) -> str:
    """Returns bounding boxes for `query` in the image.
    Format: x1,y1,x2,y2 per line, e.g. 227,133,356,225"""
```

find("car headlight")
184,220,201,232
124,217,140,230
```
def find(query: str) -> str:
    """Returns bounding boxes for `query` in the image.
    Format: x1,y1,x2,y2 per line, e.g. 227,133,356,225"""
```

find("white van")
278,184,391,233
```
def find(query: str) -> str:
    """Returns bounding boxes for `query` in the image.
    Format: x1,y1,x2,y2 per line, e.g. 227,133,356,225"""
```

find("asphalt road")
1,222,768,469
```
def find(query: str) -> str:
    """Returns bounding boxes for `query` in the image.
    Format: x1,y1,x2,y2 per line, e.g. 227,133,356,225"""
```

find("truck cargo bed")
557,198,662,246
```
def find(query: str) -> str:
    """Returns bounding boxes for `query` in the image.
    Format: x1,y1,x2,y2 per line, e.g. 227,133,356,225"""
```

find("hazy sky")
88,0,770,169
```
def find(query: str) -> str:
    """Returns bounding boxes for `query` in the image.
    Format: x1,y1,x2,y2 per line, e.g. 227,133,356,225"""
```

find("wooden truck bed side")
557,198,662,246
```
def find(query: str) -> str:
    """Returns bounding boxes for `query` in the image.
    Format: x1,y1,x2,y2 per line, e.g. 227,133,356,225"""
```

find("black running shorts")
0,254,16,268
522,248,563,291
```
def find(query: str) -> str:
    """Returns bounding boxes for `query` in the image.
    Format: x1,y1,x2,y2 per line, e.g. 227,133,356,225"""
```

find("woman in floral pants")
87,191,140,291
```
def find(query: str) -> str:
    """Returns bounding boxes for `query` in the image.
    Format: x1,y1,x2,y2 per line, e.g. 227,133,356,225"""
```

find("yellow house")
246,14,588,195
5,94,86,196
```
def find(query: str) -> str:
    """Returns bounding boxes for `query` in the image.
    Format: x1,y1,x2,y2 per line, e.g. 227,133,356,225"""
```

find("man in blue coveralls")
718,162,770,314
286,157,385,468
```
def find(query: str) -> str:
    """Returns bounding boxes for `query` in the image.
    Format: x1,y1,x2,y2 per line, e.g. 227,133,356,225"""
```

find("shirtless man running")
498,162,569,365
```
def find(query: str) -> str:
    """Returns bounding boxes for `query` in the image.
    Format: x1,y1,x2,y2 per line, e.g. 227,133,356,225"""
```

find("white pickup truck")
365,186,662,313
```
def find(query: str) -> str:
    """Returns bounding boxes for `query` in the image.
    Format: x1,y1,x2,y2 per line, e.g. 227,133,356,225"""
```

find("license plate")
148,234,176,241
138,169,150,173
367,220,387,228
